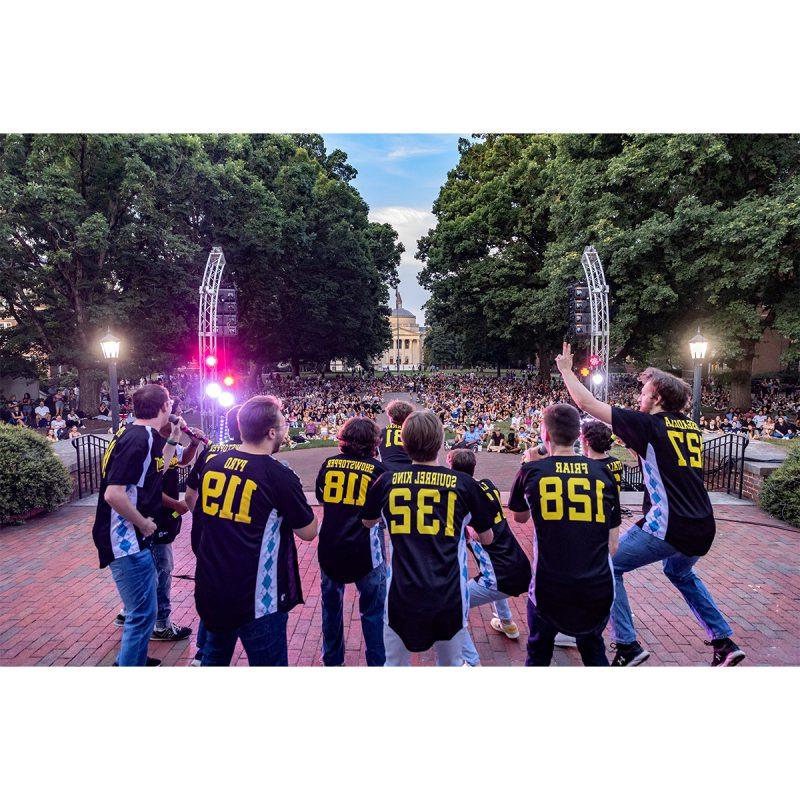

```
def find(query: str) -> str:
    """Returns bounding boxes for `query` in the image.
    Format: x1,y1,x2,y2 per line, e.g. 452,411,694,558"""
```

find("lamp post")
100,329,121,433
689,327,708,426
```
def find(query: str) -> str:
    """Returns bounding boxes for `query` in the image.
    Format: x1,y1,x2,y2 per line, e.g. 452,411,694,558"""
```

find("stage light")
219,391,235,408
588,354,602,369
205,354,218,368
592,373,604,385
579,367,590,377
223,375,235,387
205,382,221,399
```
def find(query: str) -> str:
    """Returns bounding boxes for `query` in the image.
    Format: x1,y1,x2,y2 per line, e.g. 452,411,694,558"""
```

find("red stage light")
588,354,602,369
223,375,235,387
205,354,218,368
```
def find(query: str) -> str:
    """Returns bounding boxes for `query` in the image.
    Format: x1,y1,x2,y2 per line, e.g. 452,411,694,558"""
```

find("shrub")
759,444,800,528
0,424,72,524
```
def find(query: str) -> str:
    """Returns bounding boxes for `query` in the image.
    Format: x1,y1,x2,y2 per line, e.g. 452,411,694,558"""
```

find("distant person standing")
555,343,745,667
378,399,414,471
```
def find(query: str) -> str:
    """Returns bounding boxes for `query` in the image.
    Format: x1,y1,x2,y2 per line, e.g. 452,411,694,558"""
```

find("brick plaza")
1,494,797,666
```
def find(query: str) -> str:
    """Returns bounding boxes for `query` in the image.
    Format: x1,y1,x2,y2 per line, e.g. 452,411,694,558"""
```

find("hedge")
759,444,800,528
0,424,72,525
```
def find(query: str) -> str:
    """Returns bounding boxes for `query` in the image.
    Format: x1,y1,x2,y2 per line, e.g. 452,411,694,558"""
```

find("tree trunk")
496,361,501,378
729,342,755,410
290,354,300,377
78,366,102,416
537,345,552,389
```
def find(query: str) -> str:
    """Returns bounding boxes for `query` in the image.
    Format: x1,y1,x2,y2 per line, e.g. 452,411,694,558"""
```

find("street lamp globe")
100,329,121,361
689,328,708,361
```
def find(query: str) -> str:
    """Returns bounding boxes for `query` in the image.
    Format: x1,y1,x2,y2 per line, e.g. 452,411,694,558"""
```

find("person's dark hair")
386,399,415,426
640,367,692,413
542,403,580,446
226,404,242,444
581,419,614,453
132,384,170,420
237,395,283,444
338,417,379,458
447,448,476,476
401,411,442,462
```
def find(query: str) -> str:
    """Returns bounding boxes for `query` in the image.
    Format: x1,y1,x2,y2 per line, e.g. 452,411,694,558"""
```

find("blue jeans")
108,549,157,666
201,612,289,666
321,564,386,666
611,524,733,645
384,624,466,666
461,579,514,666
196,619,207,655
152,543,173,629
526,598,609,666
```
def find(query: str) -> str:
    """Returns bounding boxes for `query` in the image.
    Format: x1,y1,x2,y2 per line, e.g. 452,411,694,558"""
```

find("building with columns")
375,292,426,370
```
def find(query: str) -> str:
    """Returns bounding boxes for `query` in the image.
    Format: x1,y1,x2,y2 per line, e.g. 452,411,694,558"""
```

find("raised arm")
555,342,612,424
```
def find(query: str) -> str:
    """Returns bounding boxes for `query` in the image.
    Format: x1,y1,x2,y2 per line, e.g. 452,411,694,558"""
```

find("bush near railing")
759,444,800,528
0,424,72,525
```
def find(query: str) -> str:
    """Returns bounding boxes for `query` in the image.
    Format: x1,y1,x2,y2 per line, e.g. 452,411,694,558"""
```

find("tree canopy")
0,134,400,410
418,134,800,405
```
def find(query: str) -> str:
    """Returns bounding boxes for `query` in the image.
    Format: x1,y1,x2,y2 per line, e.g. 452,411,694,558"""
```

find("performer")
362,411,494,666
315,417,387,666
184,404,242,665
91,384,184,666
446,449,531,666
509,403,620,666
378,399,414,471
555,343,745,667
192,396,317,666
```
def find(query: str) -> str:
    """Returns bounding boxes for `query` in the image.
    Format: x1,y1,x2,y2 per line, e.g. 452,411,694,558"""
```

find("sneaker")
113,613,126,627
490,617,520,640
112,657,161,666
190,651,203,667
150,623,192,642
709,638,746,667
610,641,650,666
554,632,578,648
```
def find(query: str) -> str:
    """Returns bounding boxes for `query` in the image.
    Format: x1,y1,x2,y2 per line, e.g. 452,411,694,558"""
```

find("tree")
417,134,561,381
0,134,204,412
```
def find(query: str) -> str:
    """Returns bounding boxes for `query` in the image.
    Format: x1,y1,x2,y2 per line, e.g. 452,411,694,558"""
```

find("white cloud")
385,144,448,161
369,206,436,324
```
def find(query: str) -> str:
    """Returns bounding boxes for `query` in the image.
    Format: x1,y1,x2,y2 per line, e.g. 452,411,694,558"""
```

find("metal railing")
701,432,748,498
618,432,748,498
72,434,112,499
72,435,194,499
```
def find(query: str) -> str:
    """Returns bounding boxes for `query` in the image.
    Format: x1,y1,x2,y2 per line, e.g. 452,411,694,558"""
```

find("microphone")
168,414,209,445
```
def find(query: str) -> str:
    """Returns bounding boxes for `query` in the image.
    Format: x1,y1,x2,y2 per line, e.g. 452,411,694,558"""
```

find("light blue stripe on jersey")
255,509,282,618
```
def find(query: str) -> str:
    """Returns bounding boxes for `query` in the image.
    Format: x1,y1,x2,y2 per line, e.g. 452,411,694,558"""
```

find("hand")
522,446,547,463
140,517,157,537
170,416,186,439
555,341,573,375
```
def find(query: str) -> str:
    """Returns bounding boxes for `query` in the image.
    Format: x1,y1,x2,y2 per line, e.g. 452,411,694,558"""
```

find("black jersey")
91,425,165,568
363,465,493,652
186,443,240,554
315,454,387,584
468,478,531,597
597,455,623,492
378,423,412,470
194,449,315,631
508,455,620,635
612,408,714,556
152,446,186,545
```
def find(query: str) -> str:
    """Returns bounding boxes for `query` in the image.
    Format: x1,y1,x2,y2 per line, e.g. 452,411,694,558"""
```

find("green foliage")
0,425,72,524
759,445,800,527
0,134,401,394
420,134,800,402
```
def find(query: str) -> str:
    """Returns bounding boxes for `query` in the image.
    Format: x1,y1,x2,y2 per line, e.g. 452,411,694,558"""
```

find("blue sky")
323,134,467,324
